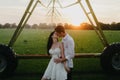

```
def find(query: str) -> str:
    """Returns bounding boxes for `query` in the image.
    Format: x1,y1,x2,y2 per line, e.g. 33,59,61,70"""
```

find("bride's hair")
47,31,55,55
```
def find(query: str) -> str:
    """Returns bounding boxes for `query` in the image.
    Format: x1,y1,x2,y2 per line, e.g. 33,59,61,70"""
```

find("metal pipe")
85,0,109,47
17,53,101,59
8,0,34,47
78,1,107,47
15,0,39,41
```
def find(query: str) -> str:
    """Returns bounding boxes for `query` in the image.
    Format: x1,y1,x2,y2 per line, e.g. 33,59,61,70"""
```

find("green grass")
0,29,120,80
1,29,120,54
6,58,120,80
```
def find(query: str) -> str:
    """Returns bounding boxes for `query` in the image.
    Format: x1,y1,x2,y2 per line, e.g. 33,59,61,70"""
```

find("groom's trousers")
67,68,73,80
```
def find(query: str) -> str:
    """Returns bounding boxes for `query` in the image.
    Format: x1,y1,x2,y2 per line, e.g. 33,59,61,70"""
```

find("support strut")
8,0,42,47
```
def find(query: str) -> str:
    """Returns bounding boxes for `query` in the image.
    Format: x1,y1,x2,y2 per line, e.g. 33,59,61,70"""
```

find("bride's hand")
54,58,62,63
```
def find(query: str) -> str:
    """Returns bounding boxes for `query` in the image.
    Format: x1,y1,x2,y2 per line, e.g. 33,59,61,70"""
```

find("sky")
0,0,120,26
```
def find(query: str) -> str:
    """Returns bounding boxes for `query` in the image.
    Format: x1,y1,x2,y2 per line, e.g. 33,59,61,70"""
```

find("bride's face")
52,33,58,42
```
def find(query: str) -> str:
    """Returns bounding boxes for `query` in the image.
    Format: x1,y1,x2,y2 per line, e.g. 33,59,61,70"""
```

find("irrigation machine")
0,0,120,78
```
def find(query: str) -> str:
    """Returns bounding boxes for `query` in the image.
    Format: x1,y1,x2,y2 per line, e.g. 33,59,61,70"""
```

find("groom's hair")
55,25,65,33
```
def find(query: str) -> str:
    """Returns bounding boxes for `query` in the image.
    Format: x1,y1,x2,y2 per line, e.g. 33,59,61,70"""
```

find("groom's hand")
54,58,62,63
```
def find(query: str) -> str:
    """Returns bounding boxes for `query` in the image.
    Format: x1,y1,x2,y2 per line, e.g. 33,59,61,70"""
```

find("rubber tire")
0,44,18,79
100,42,120,74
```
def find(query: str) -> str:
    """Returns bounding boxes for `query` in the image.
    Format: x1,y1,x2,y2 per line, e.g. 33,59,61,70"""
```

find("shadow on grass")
2,71,120,80
2,58,120,80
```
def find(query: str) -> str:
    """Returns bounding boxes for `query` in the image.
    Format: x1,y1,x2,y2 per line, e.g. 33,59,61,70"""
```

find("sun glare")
62,2,88,26
66,11,87,27
70,17,86,26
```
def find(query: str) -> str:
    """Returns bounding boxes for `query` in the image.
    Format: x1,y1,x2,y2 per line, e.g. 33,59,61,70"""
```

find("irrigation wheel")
100,42,120,74
0,44,18,79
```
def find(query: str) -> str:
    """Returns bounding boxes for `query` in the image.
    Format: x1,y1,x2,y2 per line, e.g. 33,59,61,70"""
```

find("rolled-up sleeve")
65,39,75,60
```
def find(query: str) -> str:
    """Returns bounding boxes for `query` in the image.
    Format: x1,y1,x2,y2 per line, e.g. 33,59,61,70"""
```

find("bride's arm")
59,42,70,72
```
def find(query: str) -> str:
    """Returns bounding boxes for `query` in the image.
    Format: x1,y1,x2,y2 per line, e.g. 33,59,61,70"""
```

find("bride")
41,31,69,80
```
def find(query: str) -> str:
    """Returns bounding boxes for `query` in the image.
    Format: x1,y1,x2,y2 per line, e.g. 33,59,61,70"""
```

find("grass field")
0,29,120,80
1,29,120,54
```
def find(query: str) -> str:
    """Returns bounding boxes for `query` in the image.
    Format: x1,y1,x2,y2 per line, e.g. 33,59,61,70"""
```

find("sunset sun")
61,3,88,26
69,17,86,26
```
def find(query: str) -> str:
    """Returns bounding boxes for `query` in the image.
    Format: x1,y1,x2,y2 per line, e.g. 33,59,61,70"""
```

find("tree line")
0,22,120,30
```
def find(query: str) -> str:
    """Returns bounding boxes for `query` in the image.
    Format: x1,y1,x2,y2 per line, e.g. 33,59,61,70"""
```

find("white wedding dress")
42,47,67,80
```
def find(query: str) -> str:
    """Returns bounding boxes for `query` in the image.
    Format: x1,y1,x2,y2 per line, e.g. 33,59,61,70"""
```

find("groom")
54,25,75,80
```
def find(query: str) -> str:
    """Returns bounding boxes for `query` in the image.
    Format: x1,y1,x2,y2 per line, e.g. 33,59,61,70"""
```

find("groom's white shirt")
62,33,75,68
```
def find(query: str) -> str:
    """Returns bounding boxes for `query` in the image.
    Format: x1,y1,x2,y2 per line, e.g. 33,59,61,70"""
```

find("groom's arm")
54,39,75,63
65,39,75,61
54,42,67,63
